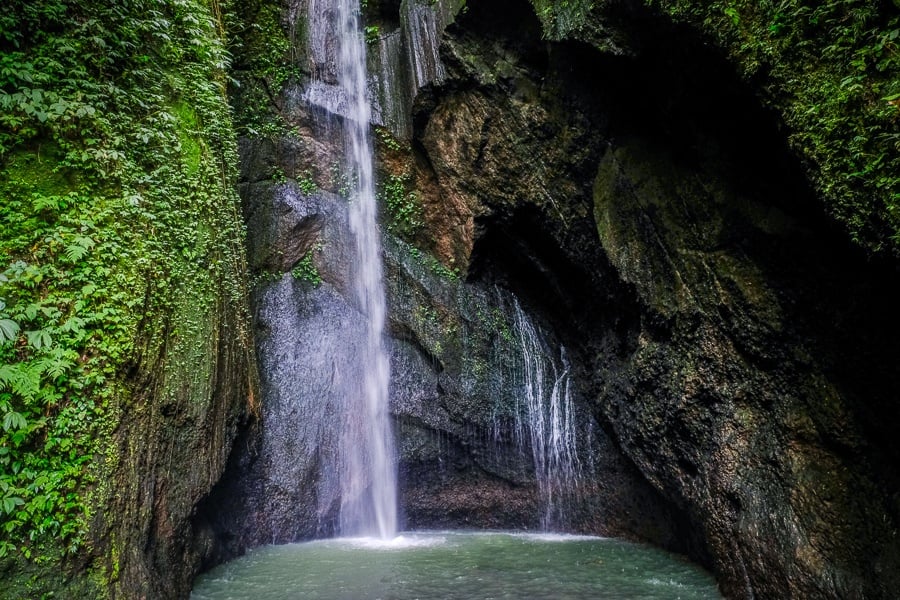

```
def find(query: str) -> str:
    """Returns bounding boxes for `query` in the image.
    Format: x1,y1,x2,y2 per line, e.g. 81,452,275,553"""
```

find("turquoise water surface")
191,531,721,599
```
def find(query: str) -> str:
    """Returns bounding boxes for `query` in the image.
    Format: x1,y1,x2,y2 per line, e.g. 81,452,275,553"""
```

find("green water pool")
191,531,721,599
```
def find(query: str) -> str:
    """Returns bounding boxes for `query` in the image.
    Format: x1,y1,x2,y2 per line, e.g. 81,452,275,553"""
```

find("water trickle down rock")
509,298,583,530
402,0,449,94
365,0,464,138
368,29,408,138
382,235,595,531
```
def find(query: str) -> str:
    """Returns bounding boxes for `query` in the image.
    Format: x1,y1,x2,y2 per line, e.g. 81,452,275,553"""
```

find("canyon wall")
198,0,900,598
4,1,898,599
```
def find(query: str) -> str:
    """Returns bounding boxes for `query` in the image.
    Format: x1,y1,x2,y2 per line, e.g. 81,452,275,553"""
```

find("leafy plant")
364,25,381,45
379,172,423,237
291,247,323,287
532,0,596,39
641,0,900,254
298,170,318,195
0,0,254,580
408,246,461,281
374,126,403,152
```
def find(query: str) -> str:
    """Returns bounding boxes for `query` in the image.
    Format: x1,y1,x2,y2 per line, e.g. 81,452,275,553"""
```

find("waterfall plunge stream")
339,0,398,539
315,0,398,539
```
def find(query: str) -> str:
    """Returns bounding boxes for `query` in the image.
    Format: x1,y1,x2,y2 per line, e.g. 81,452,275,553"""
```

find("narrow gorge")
1,0,899,598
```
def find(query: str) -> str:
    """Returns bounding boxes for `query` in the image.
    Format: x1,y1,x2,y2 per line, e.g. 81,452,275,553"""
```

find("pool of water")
191,531,720,599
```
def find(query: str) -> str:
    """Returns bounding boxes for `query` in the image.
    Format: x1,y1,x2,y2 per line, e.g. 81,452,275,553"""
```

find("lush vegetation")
535,0,900,255
532,0,596,39
650,0,900,255
0,0,250,589
225,0,297,139
379,172,424,238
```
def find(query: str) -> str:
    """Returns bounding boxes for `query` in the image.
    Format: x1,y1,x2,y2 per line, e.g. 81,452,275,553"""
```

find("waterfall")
306,0,397,539
512,299,582,530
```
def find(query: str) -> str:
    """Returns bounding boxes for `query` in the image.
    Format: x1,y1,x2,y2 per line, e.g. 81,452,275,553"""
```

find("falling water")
512,299,582,530
333,0,397,539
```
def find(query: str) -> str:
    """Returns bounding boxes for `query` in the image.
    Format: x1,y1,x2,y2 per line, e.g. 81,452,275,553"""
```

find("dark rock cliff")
403,0,900,597
191,0,900,599
197,0,685,557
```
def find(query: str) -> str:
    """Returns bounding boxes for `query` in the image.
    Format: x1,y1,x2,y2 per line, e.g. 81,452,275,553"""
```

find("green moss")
0,0,254,591
0,556,106,600
2,146,72,197
172,101,203,175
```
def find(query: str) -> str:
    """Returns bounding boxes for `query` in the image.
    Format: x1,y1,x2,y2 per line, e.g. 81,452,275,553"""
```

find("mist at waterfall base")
192,532,721,599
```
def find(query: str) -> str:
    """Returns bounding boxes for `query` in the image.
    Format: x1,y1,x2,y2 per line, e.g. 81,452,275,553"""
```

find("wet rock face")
198,0,686,555
198,0,899,598
405,0,900,598
383,237,686,541
593,139,900,599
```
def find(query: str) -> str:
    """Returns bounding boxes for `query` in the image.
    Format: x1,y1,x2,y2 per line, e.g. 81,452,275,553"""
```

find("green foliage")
379,172,423,238
226,0,299,137
0,165,132,565
291,246,323,287
374,126,403,152
477,306,515,344
532,0,596,40
0,0,251,576
408,247,461,281
643,0,900,254
298,170,318,194
365,25,381,45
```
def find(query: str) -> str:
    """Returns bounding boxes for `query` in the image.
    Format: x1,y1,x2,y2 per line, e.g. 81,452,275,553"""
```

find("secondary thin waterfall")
512,299,582,530
335,0,397,539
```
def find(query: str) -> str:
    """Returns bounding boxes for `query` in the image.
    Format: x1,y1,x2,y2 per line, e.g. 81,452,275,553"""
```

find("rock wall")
192,0,900,599
105,281,256,600
196,0,689,566
407,0,900,597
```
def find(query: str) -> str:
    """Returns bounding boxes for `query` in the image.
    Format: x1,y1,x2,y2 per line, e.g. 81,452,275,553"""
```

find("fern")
63,236,95,263
0,363,41,400
32,195,64,213
36,358,69,381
